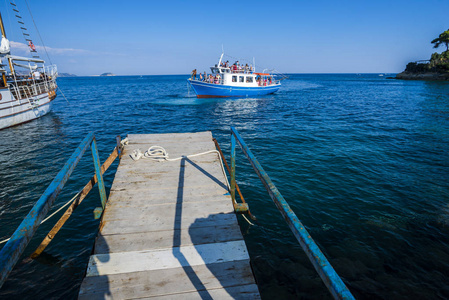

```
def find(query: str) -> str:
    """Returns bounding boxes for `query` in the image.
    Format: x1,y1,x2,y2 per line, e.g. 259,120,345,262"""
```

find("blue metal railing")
0,132,106,288
230,127,355,300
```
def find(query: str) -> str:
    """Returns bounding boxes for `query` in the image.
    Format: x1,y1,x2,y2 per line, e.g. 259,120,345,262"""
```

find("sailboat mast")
0,12,15,76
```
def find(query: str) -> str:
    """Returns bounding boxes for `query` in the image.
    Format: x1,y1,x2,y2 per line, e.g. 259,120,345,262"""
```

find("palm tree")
431,29,449,51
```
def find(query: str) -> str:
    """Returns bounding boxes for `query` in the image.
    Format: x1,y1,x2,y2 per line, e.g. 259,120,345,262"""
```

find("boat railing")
229,127,355,300
44,64,58,78
191,77,225,85
257,80,280,87
9,77,57,100
0,133,123,288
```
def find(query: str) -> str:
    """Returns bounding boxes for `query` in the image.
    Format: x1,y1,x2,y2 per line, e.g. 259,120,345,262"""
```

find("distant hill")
58,73,77,77
100,72,116,76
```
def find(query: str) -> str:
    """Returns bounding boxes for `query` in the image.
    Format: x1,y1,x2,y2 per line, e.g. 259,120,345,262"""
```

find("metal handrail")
9,80,56,99
0,132,107,288
230,127,355,300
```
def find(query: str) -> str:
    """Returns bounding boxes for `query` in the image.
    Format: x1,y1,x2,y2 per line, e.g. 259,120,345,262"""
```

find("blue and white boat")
188,53,281,98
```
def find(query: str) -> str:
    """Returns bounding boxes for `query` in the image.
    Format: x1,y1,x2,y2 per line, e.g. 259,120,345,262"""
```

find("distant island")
100,72,116,76
59,73,77,77
396,29,449,81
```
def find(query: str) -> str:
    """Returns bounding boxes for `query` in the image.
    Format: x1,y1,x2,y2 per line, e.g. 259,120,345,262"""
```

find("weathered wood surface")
79,131,259,299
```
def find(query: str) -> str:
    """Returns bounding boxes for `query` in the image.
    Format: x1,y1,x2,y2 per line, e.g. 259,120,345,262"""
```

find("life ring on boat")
28,41,36,51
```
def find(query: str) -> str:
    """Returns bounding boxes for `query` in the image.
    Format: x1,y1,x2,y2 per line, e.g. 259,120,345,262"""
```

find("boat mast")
218,52,224,67
0,12,14,77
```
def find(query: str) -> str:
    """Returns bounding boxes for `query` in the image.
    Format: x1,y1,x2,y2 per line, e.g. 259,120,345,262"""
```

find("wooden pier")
79,132,260,299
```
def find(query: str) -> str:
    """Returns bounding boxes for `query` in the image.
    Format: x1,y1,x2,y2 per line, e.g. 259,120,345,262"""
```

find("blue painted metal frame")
0,132,106,288
230,127,355,300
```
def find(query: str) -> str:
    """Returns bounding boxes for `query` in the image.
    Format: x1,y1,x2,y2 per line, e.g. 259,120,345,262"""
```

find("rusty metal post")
213,138,254,218
116,135,122,159
91,137,107,209
230,132,236,206
91,137,107,220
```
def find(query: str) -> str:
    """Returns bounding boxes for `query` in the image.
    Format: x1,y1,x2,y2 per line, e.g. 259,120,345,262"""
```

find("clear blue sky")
2,0,448,75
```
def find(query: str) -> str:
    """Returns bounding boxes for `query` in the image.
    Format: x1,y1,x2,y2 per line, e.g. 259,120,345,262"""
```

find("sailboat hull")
0,89,55,130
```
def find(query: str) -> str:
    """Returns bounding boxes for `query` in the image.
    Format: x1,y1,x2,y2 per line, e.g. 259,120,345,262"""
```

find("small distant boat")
0,4,58,130
188,53,281,98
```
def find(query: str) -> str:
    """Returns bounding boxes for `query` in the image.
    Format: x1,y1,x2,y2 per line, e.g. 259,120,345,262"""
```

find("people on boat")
199,73,203,81
33,71,40,80
191,69,197,80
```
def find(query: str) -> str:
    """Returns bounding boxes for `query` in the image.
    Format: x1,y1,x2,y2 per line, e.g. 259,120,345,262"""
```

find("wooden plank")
86,240,249,276
110,180,227,194
94,223,243,254
100,211,237,235
139,285,261,300
109,177,228,193
79,261,259,299
127,132,212,144
114,164,223,180
111,166,227,187
106,191,230,207
102,200,233,222
113,161,224,177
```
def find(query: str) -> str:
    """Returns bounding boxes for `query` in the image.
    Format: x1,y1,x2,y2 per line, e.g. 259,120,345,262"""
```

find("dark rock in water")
100,72,116,76
396,72,449,81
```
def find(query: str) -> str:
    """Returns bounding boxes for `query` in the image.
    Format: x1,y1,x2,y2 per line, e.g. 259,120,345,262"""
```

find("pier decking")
79,132,260,299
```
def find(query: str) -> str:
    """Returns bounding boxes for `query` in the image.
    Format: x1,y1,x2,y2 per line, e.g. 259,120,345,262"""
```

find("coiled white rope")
120,137,129,147
0,191,81,245
131,145,220,162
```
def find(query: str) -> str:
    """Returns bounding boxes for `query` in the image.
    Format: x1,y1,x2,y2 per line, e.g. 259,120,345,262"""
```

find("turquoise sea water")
1,74,449,299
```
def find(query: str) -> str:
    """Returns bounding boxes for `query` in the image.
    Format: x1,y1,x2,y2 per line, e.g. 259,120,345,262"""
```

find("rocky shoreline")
396,72,449,81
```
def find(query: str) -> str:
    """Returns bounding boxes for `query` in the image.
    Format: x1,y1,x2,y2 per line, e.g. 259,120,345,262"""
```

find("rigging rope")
0,191,81,245
57,87,70,104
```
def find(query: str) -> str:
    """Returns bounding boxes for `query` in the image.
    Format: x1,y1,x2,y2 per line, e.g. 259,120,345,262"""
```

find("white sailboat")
0,3,57,130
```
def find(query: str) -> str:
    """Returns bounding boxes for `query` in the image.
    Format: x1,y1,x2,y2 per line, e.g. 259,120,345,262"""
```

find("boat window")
246,76,253,83
239,76,244,83
232,76,237,82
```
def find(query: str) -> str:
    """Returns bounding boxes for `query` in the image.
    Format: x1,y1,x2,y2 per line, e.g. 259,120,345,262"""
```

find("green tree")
431,29,449,51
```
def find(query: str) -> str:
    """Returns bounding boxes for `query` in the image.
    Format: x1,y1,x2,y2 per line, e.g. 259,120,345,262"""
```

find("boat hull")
0,89,55,130
188,80,281,98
